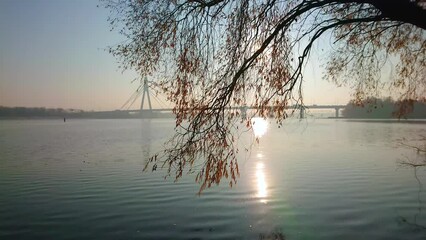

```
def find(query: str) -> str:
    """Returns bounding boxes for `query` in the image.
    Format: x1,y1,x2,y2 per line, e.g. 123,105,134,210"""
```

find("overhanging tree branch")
104,0,426,192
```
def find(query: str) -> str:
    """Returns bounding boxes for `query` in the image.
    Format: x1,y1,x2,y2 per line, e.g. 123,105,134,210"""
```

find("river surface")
0,119,425,239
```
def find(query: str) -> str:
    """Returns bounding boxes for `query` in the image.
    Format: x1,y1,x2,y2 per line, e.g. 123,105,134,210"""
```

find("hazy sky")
0,0,351,111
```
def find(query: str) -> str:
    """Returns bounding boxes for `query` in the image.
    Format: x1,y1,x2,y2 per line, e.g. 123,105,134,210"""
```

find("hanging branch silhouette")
103,0,426,192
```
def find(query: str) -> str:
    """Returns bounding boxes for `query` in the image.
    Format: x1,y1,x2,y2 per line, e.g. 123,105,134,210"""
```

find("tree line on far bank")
0,106,140,119
342,98,426,119
0,106,84,118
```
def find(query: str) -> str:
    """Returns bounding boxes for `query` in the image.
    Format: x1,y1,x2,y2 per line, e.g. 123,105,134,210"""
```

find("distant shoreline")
0,115,174,120
344,119,426,124
1,117,425,123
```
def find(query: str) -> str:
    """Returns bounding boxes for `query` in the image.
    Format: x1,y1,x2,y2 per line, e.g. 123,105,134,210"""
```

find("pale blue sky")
0,0,351,111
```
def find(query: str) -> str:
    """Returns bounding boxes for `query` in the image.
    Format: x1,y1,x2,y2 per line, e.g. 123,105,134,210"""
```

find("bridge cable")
120,85,142,110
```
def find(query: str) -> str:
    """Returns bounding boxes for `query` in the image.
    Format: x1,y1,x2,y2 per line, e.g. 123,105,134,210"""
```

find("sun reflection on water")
256,162,267,203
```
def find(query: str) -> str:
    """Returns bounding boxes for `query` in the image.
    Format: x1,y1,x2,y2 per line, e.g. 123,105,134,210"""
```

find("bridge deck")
120,105,344,113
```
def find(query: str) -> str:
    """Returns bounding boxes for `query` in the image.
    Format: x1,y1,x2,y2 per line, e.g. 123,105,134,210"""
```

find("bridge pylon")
140,76,153,114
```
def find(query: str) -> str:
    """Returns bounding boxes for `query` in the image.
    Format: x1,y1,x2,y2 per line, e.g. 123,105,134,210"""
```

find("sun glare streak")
251,117,268,138
256,162,267,203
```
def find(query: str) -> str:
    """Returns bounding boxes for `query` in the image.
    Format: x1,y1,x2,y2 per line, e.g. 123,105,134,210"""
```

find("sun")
251,117,268,138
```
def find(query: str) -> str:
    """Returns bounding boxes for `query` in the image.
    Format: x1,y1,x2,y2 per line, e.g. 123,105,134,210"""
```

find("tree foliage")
342,97,426,119
104,0,426,192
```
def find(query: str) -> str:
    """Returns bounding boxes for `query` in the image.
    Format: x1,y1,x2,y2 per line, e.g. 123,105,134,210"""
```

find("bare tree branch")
103,0,426,192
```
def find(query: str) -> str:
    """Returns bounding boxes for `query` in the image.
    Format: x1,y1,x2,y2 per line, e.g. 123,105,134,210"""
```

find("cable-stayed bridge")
115,77,345,119
120,105,344,119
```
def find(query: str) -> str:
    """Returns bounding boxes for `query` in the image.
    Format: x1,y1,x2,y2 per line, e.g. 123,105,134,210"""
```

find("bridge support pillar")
299,107,305,119
240,106,248,119
140,109,153,118
335,107,340,118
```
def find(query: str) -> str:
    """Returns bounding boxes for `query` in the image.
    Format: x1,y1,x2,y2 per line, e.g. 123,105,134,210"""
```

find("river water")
0,119,425,239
